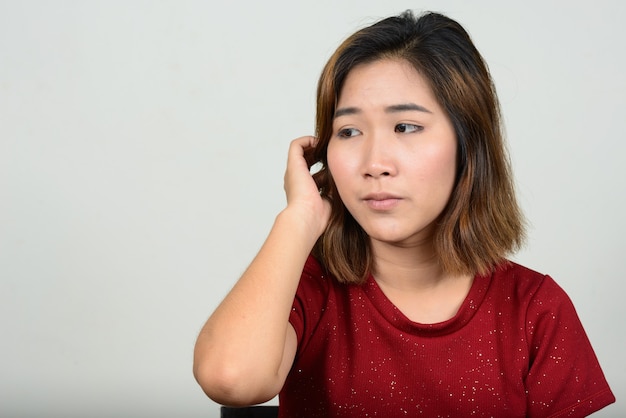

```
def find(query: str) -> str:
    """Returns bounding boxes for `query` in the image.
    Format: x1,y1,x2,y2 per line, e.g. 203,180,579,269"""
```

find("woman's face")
327,59,457,249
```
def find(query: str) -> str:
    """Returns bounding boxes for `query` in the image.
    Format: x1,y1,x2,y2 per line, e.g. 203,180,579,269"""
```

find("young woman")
193,11,615,417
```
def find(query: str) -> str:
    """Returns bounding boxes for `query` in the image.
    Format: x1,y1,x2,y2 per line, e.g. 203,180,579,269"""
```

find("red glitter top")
280,255,615,417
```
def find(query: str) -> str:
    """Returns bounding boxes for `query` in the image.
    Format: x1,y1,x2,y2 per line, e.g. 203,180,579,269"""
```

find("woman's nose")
363,135,397,178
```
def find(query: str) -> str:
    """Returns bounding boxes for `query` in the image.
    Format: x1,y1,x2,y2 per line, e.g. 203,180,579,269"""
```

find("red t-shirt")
280,256,615,417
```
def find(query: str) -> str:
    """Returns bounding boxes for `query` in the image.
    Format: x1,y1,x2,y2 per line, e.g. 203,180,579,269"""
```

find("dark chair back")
220,406,279,418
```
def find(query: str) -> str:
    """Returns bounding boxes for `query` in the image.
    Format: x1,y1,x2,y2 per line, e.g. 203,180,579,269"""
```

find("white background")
1,1,624,417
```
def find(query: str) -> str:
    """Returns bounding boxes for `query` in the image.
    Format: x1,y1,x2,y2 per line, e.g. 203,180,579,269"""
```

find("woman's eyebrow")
334,102,432,118
334,106,360,118
385,103,432,114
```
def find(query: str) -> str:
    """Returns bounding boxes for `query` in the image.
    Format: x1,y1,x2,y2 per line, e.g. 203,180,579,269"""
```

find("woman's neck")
370,237,444,289
370,238,474,324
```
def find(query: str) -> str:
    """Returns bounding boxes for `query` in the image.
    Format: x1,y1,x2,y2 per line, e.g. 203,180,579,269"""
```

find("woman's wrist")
276,205,326,246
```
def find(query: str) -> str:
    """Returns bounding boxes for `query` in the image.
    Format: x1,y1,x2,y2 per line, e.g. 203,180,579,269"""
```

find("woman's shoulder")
294,254,337,302
494,260,545,279
302,254,325,277
300,254,333,288
492,260,550,288
490,260,573,309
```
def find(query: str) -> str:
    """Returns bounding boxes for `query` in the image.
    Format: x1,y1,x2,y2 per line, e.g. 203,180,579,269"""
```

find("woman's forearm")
193,207,319,405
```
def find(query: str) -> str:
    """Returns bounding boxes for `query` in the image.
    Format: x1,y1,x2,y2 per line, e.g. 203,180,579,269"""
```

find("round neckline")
362,269,492,336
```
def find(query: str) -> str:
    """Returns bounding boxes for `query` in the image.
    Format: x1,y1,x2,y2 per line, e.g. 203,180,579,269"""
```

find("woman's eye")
395,123,423,133
338,128,361,138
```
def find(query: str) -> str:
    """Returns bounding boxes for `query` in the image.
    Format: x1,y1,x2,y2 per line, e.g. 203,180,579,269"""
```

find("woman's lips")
363,193,402,210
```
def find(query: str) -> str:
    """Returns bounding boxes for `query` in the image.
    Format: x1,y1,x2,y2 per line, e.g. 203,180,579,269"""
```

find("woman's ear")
312,166,332,199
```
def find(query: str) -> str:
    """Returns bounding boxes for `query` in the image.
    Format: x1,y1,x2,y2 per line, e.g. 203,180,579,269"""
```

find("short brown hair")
310,11,525,284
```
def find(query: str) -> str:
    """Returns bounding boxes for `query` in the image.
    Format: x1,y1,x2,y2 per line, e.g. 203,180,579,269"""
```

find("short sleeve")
289,255,331,354
525,276,615,417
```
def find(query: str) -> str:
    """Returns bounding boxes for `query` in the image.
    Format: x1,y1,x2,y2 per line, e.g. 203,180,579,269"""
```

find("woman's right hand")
283,136,331,238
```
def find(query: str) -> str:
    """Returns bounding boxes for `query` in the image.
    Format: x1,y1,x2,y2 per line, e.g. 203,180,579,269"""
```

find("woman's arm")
193,136,330,406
